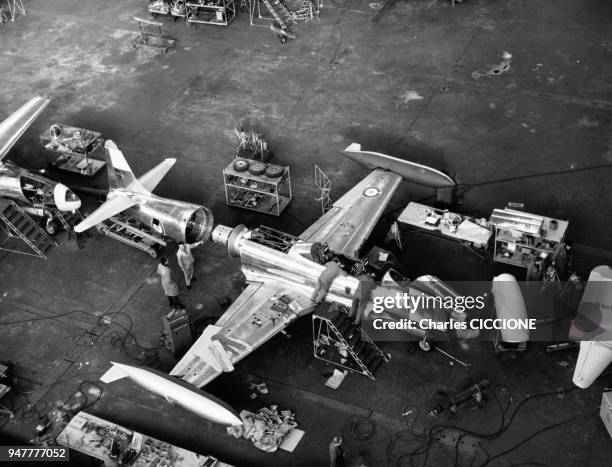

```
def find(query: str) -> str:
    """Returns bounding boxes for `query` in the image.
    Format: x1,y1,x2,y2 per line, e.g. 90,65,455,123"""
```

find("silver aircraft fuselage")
212,224,476,340
105,189,213,244
213,224,360,308
0,160,81,213
0,96,81,214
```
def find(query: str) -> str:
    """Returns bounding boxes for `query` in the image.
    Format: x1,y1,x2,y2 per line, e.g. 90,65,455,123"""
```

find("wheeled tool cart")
186,0,236,26
223,159,291,216
489,207,568,268
40,124,106,177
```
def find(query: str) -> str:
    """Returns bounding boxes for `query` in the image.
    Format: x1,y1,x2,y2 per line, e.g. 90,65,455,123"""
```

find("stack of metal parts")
228,405,298,452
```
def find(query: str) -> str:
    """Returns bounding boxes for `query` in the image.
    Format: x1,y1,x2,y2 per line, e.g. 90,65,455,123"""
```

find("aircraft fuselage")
106,189,213,244
212,224,476,340
0,160,81,214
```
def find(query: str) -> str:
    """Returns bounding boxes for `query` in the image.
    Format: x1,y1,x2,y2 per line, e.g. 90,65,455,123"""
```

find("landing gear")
45,218,58,236
147,244,160,258
419,337,432,352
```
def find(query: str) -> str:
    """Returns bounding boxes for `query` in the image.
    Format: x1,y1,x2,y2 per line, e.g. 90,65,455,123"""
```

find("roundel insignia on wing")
363,187,382,198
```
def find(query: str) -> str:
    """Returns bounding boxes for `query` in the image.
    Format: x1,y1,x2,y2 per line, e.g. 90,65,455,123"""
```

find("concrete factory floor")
1,0,611,466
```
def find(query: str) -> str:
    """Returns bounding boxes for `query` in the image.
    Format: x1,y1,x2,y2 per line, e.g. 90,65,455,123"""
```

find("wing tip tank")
341,142,456,188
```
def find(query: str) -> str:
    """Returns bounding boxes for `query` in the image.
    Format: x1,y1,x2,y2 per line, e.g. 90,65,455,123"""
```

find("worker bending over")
176,240,204,289
311,259,346,304
349,274,375,325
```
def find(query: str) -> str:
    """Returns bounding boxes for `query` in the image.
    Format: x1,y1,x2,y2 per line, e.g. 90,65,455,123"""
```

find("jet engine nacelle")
132,200,213,244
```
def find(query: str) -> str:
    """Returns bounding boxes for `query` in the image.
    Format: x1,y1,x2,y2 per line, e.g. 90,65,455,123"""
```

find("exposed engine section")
133,201,213,244
211,224,249,257
212,224,401,281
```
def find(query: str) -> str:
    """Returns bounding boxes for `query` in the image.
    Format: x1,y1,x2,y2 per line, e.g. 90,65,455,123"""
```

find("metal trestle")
313,306,389,380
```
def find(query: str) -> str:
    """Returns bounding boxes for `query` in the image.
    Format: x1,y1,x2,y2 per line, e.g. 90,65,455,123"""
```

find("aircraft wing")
74,195,138,232
138,158,176,192
0,97,50,161
300,169,402,259
170,281,315,388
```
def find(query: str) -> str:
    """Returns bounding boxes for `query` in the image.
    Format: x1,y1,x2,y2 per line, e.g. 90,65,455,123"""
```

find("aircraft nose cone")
53,183,81,211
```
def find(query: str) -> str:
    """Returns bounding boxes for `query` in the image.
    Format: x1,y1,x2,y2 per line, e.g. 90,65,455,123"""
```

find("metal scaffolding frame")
314,165,331,215
385,221,403,251
3,0,25,22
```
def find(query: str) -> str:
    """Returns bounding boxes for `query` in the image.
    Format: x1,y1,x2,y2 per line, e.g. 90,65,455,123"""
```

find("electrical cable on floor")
0,309,154,432
348,410,377,440
479,412,598,467
14,372,104,395
63,381,104,413
390,384,593,467
0,308,162,367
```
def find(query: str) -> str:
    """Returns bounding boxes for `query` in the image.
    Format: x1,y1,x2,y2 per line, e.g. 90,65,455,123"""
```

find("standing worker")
157,257,182,308
552,238,574,281
176,241,204,289
311,259,346,305
525,256,543,282
329,436,346,467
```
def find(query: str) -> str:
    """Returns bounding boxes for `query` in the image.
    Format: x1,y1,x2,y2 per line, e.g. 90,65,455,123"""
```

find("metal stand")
314,165,331,215
385,221,403,251
96,214,167,258
293,0,320,21
3,0,25,22
245,0,293,28
132,17,176,53
0,7,8,26
0,202,56,259
261,0,294,30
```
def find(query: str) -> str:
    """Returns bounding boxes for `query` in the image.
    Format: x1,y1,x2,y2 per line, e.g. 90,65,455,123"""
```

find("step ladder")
96,214,166,258
313,306,389,380
294,0,319,21
0,202,57,259
262,0,295,30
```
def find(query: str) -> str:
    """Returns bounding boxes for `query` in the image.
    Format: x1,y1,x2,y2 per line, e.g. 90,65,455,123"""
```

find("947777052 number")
0,447,69,462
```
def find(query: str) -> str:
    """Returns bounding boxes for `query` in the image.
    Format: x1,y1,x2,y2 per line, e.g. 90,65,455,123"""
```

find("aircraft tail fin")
100,362,128,383
104,140,144,191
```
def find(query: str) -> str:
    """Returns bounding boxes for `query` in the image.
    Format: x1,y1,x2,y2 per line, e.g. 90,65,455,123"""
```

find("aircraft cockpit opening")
19,175,51,205
52,183,82,211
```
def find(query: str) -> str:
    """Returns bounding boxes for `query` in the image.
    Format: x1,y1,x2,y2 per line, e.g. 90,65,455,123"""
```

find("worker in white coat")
157,257,182,308
176,241,204,289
